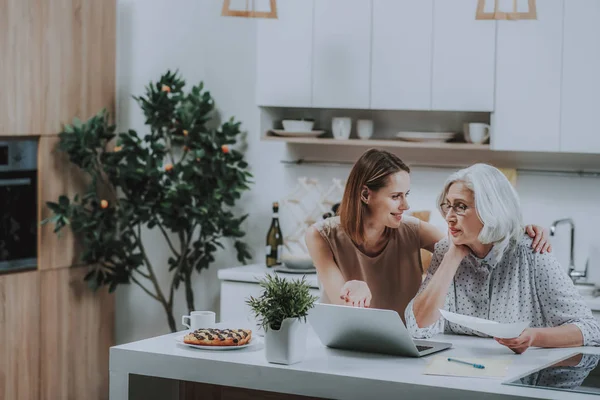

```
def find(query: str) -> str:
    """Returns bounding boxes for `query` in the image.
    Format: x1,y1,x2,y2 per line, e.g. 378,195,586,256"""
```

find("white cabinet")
220,281,267,328
370,0,433,110
560,0,600,154
492,0,564,152
218,265,321,334
431,0,496,111
256,0,313,107
220,280,321,334
312,0,372,109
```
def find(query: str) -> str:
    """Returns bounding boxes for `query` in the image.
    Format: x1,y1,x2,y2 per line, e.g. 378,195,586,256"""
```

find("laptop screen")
504,353,600,396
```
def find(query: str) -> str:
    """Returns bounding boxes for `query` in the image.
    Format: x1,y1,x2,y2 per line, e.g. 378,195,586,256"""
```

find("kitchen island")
110,325,600,399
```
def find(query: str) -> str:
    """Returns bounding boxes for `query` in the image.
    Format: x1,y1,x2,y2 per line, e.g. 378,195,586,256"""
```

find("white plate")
394,131,456,142
270,129,325,138
273,265,317,274
175,333,262,351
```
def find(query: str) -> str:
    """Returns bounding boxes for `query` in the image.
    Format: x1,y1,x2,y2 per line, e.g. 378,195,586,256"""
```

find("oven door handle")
0,178,31,186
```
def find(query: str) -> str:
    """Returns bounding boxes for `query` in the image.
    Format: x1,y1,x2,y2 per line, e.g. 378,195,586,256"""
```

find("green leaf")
58,195,70,208
245,274,318,332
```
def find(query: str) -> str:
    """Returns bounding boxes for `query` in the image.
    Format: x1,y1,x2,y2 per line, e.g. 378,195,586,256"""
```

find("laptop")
307,303,452,357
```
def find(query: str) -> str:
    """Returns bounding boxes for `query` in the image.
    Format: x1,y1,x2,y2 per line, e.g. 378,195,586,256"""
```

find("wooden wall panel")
0,0,44,135
40,266,115,400
1,0,117,398
39,0,117,135
0,271,41,400
38,135,90,270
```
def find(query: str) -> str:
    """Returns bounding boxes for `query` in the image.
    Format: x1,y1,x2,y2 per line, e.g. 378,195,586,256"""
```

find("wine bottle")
265,201,283,267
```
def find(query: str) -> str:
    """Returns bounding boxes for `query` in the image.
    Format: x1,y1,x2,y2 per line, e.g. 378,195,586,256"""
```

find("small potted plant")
246,274,319,365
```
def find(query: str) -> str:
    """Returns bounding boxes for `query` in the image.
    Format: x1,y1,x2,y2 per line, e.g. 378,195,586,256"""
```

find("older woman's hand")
446,234,470,261
525,225,552,253
494,328,538,354
340,280,372,308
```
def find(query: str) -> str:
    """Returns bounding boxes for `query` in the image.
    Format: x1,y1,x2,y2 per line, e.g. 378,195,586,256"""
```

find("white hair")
436,163,523,256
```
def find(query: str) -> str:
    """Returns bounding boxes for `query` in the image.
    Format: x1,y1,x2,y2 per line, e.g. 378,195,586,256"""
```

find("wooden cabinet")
256,0,313,107
0,0,116,398
40,267,114,400
1,268,114,400
431,0,496,111
38,136,89,270
371,0,433,110
0,271,40,400
0,0,44,136
492,0,564,152
312,0,372,109
40,0,116,135
560,0,600,154
0,0,115,136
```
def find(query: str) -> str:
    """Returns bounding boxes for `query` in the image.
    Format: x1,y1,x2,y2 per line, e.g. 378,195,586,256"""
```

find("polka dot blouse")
405,235,600,346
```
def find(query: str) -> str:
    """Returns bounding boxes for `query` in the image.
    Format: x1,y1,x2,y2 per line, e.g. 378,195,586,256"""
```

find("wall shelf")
261,134,490,150
262,133,600,175
258,107,600,174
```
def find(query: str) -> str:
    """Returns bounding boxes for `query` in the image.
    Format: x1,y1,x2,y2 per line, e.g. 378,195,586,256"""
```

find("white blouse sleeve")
534,251,600,346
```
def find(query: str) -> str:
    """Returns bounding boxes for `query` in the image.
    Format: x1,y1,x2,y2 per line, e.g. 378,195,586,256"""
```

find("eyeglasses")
440,202,469,216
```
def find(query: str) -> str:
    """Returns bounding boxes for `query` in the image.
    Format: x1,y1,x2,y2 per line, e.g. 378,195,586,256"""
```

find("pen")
447,357,485,369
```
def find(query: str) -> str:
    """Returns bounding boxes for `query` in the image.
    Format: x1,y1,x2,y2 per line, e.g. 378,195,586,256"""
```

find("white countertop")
584,296,600,312
110,324,600,400
217,263,320,289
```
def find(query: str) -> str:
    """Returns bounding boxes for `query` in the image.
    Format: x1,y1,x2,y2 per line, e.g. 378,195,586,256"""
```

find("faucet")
549,218,587,283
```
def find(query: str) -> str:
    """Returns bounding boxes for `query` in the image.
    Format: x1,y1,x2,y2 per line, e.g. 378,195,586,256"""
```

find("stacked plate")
270,129,325,138
275,254,316,274
394,131,456,143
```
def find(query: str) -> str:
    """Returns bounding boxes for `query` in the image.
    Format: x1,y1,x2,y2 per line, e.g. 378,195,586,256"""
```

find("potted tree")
41,70,253,332
246,274,319,365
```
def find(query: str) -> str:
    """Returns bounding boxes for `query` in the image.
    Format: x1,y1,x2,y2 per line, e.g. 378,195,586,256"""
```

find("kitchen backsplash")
278,163,600,284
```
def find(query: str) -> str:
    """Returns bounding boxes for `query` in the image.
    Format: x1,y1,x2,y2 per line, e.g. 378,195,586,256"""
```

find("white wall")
115,0,600,345
115,0,262,344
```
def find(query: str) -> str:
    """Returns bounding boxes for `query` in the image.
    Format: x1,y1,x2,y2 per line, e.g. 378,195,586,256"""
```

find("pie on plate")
183,328,252,347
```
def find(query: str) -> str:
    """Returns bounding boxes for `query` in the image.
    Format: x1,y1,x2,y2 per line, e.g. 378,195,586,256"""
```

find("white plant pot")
264,317,308,365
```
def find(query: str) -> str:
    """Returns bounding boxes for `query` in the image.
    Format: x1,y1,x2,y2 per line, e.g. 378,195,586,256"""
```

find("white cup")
332,117,352,140
182,311,216,331
356,119,374,140
464,123,491,144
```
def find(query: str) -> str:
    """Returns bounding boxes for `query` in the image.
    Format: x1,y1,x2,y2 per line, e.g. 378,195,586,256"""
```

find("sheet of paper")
439,309,530,339
423,355,513,379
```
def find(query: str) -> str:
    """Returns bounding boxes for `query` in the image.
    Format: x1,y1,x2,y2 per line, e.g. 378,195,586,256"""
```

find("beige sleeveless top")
314,215,423,322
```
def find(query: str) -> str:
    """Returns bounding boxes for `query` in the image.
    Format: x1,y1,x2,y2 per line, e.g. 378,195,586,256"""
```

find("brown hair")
338,149,410,245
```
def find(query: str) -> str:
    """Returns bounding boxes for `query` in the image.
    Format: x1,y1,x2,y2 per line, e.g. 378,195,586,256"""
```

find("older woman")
405,163,600,354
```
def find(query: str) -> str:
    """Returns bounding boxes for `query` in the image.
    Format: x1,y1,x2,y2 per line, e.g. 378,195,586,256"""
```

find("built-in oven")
0,139,38,273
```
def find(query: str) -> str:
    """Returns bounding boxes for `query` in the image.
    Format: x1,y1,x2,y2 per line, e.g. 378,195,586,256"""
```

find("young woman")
305,149,550,322
405,163,600,353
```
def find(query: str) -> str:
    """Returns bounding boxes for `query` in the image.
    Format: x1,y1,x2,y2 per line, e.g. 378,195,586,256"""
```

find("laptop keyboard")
416,345,433,352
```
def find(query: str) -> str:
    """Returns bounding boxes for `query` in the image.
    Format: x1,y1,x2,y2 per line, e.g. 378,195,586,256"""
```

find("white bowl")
281,254,314,270
282,120,314,132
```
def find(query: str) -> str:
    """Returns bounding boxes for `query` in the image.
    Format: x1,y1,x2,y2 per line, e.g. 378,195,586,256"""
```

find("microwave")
0,140,38,273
